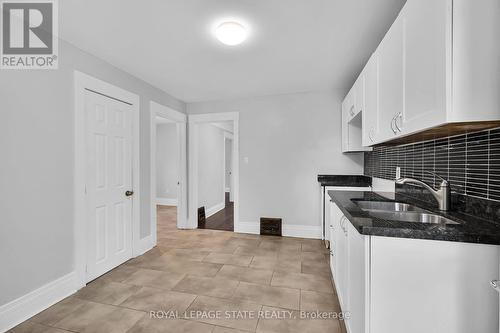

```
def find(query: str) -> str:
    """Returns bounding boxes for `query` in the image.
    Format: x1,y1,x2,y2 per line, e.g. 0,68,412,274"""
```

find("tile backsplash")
364,127,500,203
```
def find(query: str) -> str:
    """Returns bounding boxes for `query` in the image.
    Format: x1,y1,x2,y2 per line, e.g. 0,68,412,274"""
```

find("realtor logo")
1,0,58,69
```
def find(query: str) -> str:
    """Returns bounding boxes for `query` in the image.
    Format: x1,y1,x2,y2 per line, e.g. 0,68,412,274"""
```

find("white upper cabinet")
377,15,404,142
342,69,372,152
362,55,379,146
400,0,449,135
348,0,500,146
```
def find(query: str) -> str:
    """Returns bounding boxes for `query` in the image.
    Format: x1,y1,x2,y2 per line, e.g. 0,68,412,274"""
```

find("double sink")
355,201,460,225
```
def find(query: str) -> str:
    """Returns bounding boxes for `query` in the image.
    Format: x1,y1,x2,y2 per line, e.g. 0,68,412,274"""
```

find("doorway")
74,72,140,285
150,102,187,243
188,112,239,231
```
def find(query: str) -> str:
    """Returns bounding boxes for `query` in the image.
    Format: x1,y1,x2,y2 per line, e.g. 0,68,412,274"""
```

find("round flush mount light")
215,21,248,46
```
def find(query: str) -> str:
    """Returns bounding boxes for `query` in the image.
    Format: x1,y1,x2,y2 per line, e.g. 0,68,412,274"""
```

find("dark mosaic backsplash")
364,127,500,203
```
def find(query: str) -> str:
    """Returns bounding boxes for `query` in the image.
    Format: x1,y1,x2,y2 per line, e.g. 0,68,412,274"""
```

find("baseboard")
0,272,78,332
205,202,225,218
134,235,155,257
234,222,260,235
234,222,321,239
282,225,322,239
156,198,177,206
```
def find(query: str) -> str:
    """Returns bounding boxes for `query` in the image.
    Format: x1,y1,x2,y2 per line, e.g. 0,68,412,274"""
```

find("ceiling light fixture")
215,21,248,46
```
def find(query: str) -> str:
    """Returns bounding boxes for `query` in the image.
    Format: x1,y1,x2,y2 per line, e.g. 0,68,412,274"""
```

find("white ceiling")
60,0,406,103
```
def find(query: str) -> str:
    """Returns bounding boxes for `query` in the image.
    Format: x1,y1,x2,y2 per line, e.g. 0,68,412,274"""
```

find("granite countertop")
328,190,500,245
318,175,372,187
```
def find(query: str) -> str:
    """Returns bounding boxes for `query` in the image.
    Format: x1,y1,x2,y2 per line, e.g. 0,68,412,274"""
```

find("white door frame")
223,132,234,202
74,71,140,287
187,112,239,230
150,101,187,240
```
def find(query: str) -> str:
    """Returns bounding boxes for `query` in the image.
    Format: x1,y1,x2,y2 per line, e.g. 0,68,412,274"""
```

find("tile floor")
9,206,345,333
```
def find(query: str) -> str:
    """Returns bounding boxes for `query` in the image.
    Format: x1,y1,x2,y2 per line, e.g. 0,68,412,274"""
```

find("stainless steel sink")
369,211,460,225
356,201,428,213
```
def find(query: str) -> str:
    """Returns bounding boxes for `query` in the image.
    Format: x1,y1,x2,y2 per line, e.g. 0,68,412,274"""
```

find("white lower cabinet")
328,201,500,333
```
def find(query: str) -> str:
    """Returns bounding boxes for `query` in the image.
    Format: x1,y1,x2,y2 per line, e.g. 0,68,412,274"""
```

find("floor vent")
260,217,282,236
198,207,206,229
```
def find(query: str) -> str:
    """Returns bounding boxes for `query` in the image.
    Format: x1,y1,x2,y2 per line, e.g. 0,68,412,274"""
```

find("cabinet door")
335,215,348,310
362,54,379,146
346,222,366,333
353,75,363,118
341,96,350,153
377,15,404,142
328,202,340,279
401,0,448,135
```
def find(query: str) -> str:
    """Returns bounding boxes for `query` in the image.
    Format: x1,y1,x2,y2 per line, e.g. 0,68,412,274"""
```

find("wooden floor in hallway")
9,205,345,333
203,192,234,232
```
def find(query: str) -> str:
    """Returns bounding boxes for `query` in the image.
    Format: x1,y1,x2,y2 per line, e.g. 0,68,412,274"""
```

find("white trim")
234,222,322,239
282,225,322,239
150,102,187,239
205,201,225,218
157,198,178,206
0,272,78,332
74,71,140,287
234,222,260,235
225,187,231,192
188,112,240,230
211,122,234,134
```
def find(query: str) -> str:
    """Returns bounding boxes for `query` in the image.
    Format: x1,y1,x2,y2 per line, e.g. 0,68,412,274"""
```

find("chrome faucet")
395,172,451,211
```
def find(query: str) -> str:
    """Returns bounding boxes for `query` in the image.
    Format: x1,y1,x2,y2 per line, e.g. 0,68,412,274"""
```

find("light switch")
244,157,249,164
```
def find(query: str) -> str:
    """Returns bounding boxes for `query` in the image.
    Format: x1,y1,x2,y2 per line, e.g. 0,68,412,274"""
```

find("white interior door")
85,89,133,282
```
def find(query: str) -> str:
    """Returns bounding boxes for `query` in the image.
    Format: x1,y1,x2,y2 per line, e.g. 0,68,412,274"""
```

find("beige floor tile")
271,271,334,293
301,261,331,278
186,296,262,331
97,265,140,283
161,249,211,261
53,301,143,333
127,317,215,333
215,265,273,285
250,256,301,273
119,287,196,313
203,252,253,267
232,282,300,310
212,327,248,333
75,280,141,306
256,306,342,333
300,290,341,312
138,257,223,277
301,240,328,253
234,247,279,258
7,322,70,333
121,268,185,290
172,276,239,298
30,296,89,326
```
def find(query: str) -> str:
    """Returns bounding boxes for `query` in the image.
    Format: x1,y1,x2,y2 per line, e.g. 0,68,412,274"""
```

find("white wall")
197,124,225,213
0,39,185,306
156,123,179,203
188,91,364,228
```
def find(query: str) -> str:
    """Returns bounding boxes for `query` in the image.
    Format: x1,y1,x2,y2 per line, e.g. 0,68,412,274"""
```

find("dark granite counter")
328,190,500,245
318,175,372,187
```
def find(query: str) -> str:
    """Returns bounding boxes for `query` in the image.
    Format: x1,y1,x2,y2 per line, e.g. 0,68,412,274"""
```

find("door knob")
125,191,134,197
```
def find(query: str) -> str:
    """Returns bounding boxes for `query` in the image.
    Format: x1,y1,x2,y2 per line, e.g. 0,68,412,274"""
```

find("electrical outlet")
395,166,401,179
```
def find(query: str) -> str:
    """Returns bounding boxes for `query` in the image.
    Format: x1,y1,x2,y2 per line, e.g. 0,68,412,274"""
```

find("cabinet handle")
394,112,403,132
390,116,397,134
349,105,355,116
368,128,375,142
491,280,500,293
